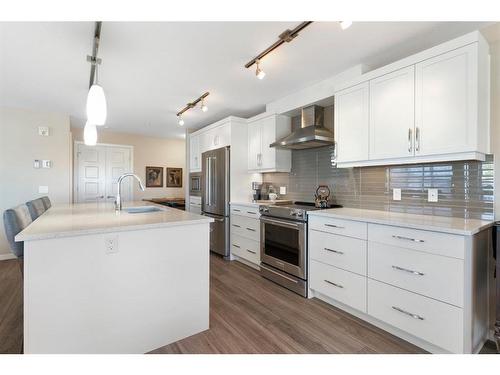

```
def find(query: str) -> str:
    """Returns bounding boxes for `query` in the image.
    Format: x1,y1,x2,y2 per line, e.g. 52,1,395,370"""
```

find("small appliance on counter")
251,181,262,202
314,185,330,208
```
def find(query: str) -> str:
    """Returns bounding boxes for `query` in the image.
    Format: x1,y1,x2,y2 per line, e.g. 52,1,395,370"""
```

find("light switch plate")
38,126,49,136
280,186,287,195
428,188,439,202
42,160,52,168
38,186,48,194
392,188,401,201
33,160,41,169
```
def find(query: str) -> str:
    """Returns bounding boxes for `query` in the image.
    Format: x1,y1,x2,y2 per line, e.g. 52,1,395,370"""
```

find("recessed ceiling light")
339,21,352,30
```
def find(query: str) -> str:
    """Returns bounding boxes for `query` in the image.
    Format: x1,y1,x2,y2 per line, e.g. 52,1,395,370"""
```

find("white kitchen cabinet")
334,82,369,164
414,44,481,157
189,134,201,172
334,31,489,168
307,211,490,353
247,113,291,173
229,204,260,268
200,122,231,152
369,66,415,160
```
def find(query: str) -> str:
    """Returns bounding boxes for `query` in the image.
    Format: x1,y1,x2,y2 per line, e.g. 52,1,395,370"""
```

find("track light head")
255,60,266,80
201,98,208,112
178,116,185,126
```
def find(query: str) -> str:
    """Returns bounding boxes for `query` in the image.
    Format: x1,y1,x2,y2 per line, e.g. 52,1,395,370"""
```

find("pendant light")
86,63,107,125
84,121,98,146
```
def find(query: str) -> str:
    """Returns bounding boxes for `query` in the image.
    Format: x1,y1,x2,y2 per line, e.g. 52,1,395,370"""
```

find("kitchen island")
15,202,213,354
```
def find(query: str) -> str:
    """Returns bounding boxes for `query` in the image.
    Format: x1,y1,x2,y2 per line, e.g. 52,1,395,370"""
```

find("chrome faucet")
115,173,145,211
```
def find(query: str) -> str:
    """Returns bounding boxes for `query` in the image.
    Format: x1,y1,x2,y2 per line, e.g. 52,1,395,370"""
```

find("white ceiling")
0,21,491,139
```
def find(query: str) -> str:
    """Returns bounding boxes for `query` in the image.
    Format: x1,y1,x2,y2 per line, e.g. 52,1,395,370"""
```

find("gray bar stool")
3,204,32,276
26,198,46,221
41,196,51,209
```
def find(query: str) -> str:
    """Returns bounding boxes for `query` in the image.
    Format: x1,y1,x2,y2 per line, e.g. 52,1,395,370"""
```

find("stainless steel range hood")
270,105,334,150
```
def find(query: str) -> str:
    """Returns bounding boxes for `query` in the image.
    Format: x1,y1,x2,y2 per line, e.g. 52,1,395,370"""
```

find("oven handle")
260,264,299,284
260,216,305,229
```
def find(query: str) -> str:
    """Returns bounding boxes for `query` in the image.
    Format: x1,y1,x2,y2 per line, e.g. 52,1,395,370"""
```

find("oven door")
260,216,307,279
189,174,202,196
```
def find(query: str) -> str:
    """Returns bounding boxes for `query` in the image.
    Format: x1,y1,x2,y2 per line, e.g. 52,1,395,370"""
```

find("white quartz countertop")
16,201,213,241
308,207,493,236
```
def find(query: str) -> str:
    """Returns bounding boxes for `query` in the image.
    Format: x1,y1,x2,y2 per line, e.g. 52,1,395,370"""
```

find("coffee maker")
252,182,262,202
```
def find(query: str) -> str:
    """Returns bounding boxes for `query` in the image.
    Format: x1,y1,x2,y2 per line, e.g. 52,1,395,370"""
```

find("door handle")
324,247,344,255
415,127,420,152
408,128,413,153
324,279,344,288
392,265,425,276
392,306,424,321
246,249,256,254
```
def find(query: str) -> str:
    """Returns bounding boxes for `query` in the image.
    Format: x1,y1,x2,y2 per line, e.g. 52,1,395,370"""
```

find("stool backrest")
26,198,46,221
41,196,51,209
3,204,32,258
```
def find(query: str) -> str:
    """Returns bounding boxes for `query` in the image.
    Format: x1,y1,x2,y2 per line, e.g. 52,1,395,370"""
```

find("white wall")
0,107,71,257
71,127,186,200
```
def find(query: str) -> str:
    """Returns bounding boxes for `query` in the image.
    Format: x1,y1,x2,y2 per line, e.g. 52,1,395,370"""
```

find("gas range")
259,201,342,222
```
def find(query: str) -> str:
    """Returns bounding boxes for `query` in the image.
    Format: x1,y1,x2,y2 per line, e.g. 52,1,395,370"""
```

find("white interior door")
105,147,132,202
76,143,133,203
76,144,106,203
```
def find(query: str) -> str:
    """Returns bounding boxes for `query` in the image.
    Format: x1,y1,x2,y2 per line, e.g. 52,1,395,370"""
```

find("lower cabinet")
308,214,489,354
229,204,260,267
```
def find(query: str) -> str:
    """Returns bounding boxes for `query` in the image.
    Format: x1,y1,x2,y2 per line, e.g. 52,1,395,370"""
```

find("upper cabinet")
369,66,415,160
200,121,231,152
334,31,490,168
247,113,291,173
189,133,201,172
334,82,369,164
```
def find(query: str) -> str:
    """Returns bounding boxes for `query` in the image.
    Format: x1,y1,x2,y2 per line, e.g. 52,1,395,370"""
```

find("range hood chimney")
270,105,334,150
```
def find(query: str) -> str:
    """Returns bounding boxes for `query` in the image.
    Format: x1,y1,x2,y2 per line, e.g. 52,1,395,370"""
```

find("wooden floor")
0,255,497,354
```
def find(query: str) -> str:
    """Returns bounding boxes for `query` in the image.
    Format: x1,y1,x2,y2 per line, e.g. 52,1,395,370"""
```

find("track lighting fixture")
86,22,106,127
339,21,352,30
255,59,266,80
244,21,313,78
176,92,210,126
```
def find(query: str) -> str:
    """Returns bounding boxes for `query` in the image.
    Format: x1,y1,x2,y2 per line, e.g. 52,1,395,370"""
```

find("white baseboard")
0,253,16,261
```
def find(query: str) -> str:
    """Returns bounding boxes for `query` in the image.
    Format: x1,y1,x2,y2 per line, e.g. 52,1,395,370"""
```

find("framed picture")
145,166,163,187
166,167,183,188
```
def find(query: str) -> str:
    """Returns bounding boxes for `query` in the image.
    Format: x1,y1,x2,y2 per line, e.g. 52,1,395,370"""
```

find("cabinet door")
334,82,369,163
259,116,277,170
369,66,415,160
189,134,200,171
215,123,231,148
415,44,477,156
247,121,261,170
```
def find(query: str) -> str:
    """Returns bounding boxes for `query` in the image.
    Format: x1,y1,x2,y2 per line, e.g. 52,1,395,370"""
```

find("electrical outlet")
42,160,52,168
38,186,48,194
280,186,287,195
38,126,49,136
105,236,119,254
392,188,401,201
428,188,439,203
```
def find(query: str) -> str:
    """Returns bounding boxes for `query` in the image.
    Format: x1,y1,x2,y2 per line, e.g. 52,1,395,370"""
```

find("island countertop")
16,201,213,242
308,207,493,236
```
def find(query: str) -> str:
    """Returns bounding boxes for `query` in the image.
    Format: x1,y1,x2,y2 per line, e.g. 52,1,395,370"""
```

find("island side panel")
24,223,210,354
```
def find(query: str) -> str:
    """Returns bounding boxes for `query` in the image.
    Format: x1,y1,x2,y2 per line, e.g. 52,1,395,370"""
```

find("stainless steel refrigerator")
202,146,230,258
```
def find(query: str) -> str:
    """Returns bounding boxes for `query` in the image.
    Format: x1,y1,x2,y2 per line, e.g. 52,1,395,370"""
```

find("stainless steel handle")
246,249,256,254
205,157,211,205
392,235,425,243
324,247,344,255
415,127,420,152
260,264,299,284
392,306,424,321
408,128,413,153
247,211,256,215
97,195,104,199
324,280,344,288
233,209,241,212
260,216,304,229
246,227,256,232
232,224,241,228
392,265,425,276
325,223,344,229
107,195,115,199
232,244,240,248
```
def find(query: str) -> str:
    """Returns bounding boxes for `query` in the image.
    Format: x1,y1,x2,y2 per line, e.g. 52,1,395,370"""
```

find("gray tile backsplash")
262,146,494,220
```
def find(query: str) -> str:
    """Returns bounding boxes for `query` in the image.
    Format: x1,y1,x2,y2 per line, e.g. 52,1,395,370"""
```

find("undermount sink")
123,206,162,214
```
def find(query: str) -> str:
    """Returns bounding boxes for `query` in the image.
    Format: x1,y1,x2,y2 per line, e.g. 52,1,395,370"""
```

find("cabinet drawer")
368,223,465,259
309,216,367,240
230,235,260,265
230,214,260,241
368,279,463,353
310,260,367,312
368,241,464,307
230,205,260,218
309,230,367,276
